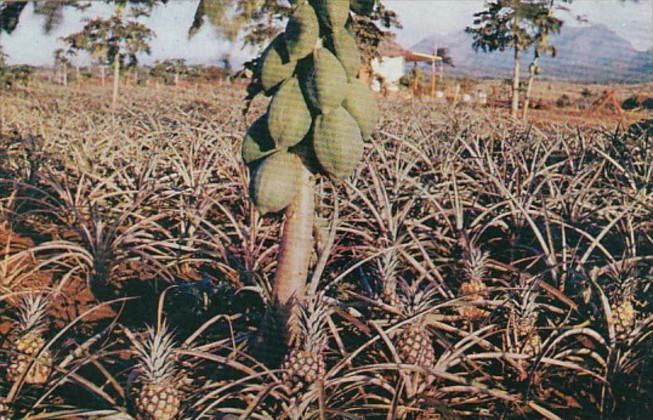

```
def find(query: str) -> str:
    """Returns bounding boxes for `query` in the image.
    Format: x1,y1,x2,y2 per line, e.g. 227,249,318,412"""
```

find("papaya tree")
62,4,154,109
466,0,570,119
53,48,72,86
522,1,563,121
242,0,381,363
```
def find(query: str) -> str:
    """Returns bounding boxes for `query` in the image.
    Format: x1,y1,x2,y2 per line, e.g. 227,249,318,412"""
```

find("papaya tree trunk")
511,45,521,119
112,55,120,110
274,167,314,306
523,60,537,122
256,167,314,363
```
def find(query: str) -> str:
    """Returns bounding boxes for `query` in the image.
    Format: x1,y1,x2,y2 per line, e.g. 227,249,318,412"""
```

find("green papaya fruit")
250,151,304,215
242,114,276,164
300,48,348,114
326,28,361,80
313,0,350,29
260,34,296,94
267,77,312,148
285,3,319,61
342,78,378,139
350,0,374,15
312,106,364,179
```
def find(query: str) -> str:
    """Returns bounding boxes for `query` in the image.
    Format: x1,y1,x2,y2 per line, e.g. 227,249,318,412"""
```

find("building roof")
378,40,442,62
377,40,407,58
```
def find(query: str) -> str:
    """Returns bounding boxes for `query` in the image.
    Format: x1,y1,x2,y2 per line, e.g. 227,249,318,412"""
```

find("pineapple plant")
281,294,330,394
514,311,541,357
128,323,182,420
6,294,52,385
508,285,542,359
457,238,490,322
389,282,438,376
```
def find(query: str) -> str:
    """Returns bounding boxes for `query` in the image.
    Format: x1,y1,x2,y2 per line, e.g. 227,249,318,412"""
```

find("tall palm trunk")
511,45,521,119
111,54,120,110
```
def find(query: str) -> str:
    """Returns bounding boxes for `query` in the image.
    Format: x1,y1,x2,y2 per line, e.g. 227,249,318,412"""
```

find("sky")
1,0,652,67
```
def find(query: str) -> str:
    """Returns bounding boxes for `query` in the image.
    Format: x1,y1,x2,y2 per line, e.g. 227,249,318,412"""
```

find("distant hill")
411,24,653,83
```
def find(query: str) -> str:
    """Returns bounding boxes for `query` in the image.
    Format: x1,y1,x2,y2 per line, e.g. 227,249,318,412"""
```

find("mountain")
410,24,653,83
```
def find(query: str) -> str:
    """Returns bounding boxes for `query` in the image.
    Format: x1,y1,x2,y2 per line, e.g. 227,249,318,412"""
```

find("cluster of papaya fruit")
242,0,379,215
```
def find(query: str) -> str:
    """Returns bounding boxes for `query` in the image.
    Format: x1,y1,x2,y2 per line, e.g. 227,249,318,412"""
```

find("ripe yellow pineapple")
281,294,329,393
515,315,541,357
128,323,182,420
610,292,637,337
458,241,490,322
381,285,402,310
6,294,52,385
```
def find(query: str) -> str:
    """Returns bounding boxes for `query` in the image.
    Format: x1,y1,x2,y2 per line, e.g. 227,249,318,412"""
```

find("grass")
0,81,651,419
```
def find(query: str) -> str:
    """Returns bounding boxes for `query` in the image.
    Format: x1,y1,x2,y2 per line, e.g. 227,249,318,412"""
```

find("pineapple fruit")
458,241,490,322
128,323,182,420
387,283,438,377
610,287,637,337
396,322,436,370
6,294,52,385
281,294,329,393
509,286,542,360
514,313,541,357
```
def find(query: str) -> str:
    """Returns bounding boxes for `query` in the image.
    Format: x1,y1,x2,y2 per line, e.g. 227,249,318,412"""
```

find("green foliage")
62,5,155,67
466,0,566,54
347,1,401,64
0,64,35,88
189,0,293,46
149,58,189,83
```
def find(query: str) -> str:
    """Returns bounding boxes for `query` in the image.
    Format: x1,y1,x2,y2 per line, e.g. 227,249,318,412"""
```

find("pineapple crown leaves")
15,293,50,334
126,321,179,385
457,232,490,283
386,278,440,320
405,283,440,319
295,293,331,353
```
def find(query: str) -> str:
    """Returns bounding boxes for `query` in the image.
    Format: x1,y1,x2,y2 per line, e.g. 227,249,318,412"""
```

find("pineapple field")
0,78,651,419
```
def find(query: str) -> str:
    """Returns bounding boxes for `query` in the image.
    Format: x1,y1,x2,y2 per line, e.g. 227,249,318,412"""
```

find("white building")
370,40,442,95
370,41,406,93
